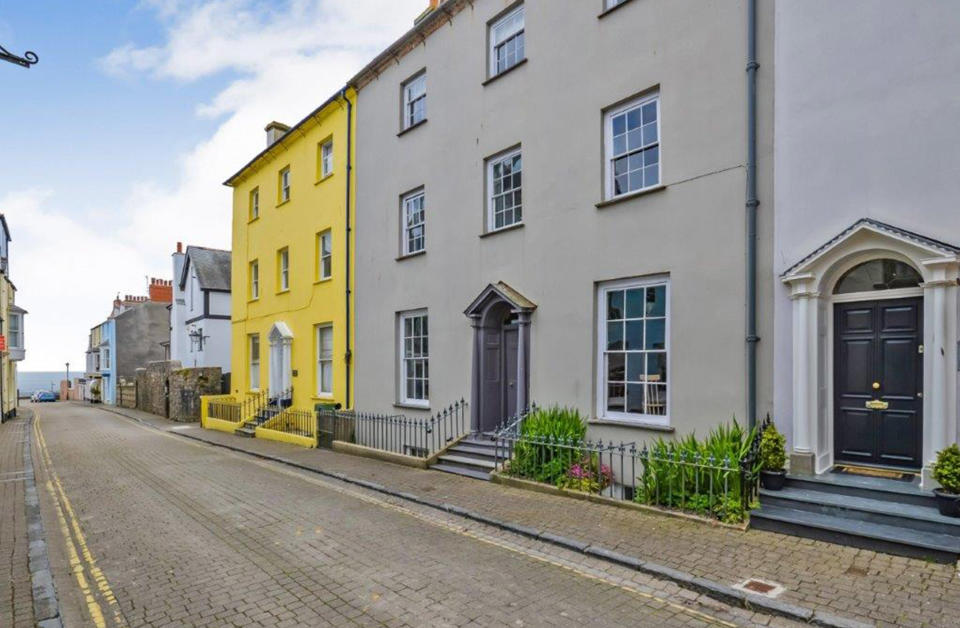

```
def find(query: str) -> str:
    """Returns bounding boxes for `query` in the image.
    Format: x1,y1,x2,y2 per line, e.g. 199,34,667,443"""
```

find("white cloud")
11,0,424,370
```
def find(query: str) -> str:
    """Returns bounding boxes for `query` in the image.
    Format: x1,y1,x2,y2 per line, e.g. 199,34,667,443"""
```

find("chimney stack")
265,121,291,147
176,241,182,253
148,278,173,303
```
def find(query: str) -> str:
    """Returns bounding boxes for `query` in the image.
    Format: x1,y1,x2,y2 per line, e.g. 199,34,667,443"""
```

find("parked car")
34,391,57,402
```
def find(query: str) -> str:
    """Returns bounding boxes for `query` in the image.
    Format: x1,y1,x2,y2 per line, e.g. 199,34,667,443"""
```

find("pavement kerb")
97,404,871,628
19,409,64,628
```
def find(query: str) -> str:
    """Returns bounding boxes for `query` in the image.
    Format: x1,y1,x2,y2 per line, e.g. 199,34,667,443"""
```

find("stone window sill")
588,418,674,433
595,184,666,209
598,0,635,20
394,402,430,411
396,250,426,262
482,58,528,87
480,222,524,238
398,119,428,137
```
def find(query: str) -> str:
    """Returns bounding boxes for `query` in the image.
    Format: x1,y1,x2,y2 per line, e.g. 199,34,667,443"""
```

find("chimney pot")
176,242,182,253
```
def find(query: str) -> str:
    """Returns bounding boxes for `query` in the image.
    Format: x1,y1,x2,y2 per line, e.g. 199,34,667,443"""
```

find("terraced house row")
214,0,960,555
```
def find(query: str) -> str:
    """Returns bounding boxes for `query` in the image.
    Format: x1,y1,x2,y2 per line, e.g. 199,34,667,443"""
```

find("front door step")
429,436,501,481
751,473,959,563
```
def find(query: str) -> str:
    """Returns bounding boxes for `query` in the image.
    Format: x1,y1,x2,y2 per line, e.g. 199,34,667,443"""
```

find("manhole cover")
733,578,785,598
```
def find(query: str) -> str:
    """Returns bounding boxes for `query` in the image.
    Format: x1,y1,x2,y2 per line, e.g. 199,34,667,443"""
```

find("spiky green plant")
509,406,586,485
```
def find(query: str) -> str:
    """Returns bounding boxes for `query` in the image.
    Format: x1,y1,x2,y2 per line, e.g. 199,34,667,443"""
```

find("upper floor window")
402,73,426,129
9,313,22,349
317,230,332,280
278,248,290,292
279,166,291,203
487,149,522,231
316,324,333,396
320,140,334,178
249,187,259,220
489,5,525,77
102,347,111,370
605,93,660,199
250,260,260,299
402,190,425,255
598,277,669,424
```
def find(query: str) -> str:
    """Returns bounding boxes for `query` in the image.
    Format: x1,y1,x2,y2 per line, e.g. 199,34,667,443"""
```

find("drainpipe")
745,0,759,429
341,88,354,409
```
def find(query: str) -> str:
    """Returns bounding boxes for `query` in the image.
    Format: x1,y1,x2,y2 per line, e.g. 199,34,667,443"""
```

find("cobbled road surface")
31,402,798,628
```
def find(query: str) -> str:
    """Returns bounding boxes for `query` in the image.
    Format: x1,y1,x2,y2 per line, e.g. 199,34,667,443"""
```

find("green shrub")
635,420,756,523
933,444,960,494
509,406,586,486
759,423,786,472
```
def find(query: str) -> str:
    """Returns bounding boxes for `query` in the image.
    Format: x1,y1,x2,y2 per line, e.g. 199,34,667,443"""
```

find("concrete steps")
429,436,502,481
750,472,960,563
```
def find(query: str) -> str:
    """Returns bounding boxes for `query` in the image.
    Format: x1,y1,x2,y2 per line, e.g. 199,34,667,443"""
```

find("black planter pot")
933,488,960,517
760,469,787,491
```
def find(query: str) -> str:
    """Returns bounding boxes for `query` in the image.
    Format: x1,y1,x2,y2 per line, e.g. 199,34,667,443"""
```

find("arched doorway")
465,282,536,433
267,322,293,401
832,259,923,469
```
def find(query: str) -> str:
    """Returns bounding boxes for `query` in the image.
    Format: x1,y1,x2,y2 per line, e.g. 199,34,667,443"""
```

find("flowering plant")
560,456,613,493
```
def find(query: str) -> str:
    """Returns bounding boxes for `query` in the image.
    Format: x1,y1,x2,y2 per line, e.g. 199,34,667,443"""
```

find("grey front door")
833,297,923,469
502,326,519,422
479,320,520,433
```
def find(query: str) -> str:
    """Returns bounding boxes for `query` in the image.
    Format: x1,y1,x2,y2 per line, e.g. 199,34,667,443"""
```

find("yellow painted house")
225,89,356,413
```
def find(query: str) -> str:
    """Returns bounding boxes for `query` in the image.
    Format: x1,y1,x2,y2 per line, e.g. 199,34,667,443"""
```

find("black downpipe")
342,89,354,409
745,0,759,428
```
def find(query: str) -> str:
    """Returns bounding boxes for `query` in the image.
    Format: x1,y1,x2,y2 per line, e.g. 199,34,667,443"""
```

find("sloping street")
19,402,787,628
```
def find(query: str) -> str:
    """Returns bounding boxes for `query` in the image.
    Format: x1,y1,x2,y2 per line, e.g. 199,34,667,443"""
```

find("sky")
1,0,425,371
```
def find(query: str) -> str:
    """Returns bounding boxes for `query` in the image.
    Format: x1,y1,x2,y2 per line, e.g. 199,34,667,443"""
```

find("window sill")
276,289,290,295
394,402,430,411
312,394,335,401
396,250,426,261
482,58,528,87
247,297,260,303
598,0,635,19
397,118,428,137
276,199,291,208
314,173,334,185
595,184,666,209
314,276,333,285
248,216,260,224
588,417,674,433
480,222,524,238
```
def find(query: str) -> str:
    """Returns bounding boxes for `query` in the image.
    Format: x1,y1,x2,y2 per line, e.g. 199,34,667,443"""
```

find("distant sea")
16,371,71,395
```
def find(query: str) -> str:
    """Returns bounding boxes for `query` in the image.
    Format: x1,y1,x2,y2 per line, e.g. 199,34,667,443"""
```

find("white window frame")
398,310,429,407
249,334,260,390
489,4,525,77
402,190,426,255
596,276,670,426
279,249,289,291
250,187,259,220
250,260,259,299
316,324,334,397
604,92,661,200
102,347,111,370
402,73,426,129
279,166,291,203
321,141,334,178
8,313,22,349
318,230,332,280
486,148,523,232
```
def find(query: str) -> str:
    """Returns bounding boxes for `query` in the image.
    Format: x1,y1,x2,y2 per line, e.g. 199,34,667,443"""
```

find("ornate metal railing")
494,421,766,525
318,399,468,458
491,403,538,439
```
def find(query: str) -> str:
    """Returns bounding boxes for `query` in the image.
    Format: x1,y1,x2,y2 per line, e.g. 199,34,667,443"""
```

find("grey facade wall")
115,302,170,381
355,0,775,443
773,0,960,449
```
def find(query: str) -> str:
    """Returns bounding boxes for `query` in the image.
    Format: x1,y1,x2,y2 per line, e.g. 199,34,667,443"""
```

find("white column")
515,311,530,412
784,273,820,474
469,314,482,432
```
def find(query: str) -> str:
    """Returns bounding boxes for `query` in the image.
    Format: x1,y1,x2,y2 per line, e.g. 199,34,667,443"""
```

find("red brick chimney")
148,278,173,303
176,242,183,253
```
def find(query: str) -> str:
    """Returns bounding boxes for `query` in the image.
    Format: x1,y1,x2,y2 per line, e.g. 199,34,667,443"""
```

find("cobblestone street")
17,402,797,628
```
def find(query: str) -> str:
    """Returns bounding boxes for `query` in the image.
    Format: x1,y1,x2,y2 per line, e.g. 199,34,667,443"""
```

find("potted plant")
932,444,960,517
759,423,787,490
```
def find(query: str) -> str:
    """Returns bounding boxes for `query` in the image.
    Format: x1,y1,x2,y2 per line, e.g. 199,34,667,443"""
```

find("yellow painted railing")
255,407,316,449
200,394,241,433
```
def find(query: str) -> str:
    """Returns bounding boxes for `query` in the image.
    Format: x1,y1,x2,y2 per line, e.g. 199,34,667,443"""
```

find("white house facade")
773,0,960,486
171,245,232,372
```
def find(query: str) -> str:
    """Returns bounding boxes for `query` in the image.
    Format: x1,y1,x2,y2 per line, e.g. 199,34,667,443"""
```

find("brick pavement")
0,413,35,628
102,403,960,628
36,402,791,628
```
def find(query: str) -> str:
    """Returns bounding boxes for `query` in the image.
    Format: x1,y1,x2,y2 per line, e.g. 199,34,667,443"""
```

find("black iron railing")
317,399,468,458
494,419,767,525
259,407,315,438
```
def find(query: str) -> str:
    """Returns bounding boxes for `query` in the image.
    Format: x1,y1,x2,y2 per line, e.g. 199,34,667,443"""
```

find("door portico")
782,219,960,486
268,321,294,399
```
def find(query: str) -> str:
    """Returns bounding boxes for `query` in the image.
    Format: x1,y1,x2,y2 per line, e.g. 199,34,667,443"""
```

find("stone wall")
117,380,137,409
169,367,222,422
135,360,181,417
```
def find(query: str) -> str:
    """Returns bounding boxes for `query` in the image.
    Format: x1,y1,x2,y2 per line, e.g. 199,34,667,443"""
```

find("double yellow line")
34,409,127,628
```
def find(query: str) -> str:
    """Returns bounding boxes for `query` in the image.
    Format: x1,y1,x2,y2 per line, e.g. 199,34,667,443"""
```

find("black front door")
834,298,923,469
